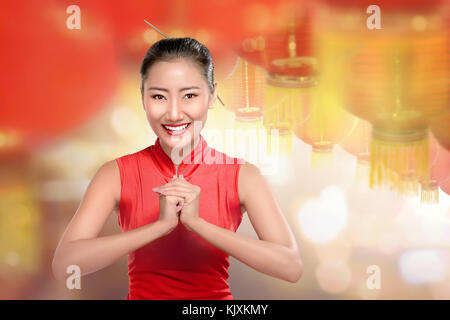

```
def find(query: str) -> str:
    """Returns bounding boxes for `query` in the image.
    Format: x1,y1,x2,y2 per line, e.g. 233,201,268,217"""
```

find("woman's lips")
162,122,191,136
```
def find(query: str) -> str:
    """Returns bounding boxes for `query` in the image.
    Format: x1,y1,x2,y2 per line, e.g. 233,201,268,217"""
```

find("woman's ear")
141,90,147,112
208,82,218,109
140,82,147,112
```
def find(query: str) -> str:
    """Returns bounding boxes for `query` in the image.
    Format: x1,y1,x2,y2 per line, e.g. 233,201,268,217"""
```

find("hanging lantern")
315,0,450,194
222,57,266,121
236,3,317,155
290,81,358,168
220,57,267,158
347,34,448,194
238,2,356,160
289,29,358,169
287,5,358,169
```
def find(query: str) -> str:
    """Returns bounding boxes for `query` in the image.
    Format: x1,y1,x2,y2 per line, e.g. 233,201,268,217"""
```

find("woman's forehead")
150,58,200,72
145,60,206,88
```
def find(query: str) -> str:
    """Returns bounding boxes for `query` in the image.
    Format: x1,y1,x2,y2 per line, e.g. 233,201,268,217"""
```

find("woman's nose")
167,99,184,121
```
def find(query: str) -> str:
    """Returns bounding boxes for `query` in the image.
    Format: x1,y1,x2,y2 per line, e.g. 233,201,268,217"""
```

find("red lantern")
236,2,315,77
0,1,119,151
187,0,313,50
221,57,266,120
291,86,357,167
315,0,450,193
232,2,318,155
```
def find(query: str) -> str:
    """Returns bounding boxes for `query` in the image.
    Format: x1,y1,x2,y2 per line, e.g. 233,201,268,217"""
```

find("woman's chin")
159,129,194,147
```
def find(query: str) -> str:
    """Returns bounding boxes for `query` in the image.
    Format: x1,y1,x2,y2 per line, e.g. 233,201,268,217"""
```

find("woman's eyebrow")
148,86,200,92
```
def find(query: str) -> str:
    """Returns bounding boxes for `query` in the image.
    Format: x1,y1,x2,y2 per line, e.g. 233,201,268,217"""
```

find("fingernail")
152,187,159,192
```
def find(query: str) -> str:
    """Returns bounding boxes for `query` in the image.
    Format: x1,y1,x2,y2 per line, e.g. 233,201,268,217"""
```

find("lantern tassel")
369,135,430,196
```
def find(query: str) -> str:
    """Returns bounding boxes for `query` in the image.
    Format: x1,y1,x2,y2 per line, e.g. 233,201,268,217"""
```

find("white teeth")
164,123,189,131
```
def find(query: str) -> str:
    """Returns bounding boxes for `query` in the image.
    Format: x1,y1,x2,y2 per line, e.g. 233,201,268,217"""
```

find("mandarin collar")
149,134,208,179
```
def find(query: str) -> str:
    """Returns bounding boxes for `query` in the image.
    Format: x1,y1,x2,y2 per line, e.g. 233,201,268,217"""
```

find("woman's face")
141,58,216,154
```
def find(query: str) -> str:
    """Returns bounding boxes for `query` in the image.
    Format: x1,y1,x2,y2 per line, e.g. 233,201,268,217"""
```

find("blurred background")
0,0,449,299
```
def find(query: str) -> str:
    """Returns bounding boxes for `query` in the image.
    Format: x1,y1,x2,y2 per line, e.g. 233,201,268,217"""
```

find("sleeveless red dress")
115,134,245,300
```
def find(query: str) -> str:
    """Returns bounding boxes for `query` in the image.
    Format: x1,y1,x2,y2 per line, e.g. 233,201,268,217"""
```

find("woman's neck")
160,135,200,166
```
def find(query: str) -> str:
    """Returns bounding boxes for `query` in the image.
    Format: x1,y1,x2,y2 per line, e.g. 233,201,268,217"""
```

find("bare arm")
188,162,303,283
51,160,171,281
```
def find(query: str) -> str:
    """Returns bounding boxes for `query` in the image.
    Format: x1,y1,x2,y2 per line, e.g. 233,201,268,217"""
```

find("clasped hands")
152,174,201,233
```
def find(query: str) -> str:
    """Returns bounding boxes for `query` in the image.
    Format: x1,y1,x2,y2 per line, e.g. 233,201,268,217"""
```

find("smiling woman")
52,37,302,300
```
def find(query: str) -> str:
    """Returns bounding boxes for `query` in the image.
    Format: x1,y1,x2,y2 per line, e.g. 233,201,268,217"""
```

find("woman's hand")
153,175,184,234
152,175,200,232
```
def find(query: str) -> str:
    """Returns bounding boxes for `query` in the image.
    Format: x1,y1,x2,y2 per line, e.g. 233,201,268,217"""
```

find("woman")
52,37,303,299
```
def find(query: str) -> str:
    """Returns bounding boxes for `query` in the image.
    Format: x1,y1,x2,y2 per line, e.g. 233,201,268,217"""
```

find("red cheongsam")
115,134,245,299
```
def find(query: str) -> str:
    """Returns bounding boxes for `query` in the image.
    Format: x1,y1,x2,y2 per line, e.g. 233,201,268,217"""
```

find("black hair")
140,37,215,96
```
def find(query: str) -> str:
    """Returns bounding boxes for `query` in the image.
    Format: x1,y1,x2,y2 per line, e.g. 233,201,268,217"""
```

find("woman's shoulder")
236,160,263,206
113,146,153,173
115,145,150,162
89,159,121,209
237,161,261,181
98,145,150,206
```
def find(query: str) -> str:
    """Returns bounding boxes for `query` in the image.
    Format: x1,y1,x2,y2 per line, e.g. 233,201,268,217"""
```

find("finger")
166,195,184,205
158,184,194,192
161,178,185,187
159,189,191,198
157,189,193,201
153,189,170,197
166,194,184,200
151,178,181,188
157,186,194,195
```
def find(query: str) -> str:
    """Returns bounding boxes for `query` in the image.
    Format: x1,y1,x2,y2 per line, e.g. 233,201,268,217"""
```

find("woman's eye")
152,94,165,100
185,93,197,99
